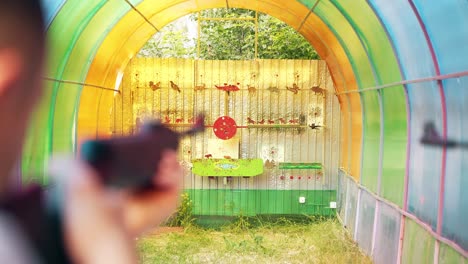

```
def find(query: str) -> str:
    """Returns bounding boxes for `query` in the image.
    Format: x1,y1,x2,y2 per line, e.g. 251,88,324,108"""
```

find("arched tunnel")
21,0,467,262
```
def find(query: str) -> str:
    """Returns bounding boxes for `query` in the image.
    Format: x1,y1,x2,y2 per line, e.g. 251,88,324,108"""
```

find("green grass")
137,219,373,264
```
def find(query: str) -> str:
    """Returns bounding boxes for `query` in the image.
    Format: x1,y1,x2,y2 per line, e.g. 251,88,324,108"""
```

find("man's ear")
0,49,23,97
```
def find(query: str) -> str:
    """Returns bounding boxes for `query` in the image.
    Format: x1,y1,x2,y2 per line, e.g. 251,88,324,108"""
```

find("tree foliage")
138,8,319,60
137,22,196,58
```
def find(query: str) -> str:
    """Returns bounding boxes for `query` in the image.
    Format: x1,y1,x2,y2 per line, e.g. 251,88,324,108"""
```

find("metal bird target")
213,116,237,140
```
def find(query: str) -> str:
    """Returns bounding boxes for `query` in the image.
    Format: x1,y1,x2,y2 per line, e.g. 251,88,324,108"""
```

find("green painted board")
185,189,336,217
192,159,264,176
279,162,322,170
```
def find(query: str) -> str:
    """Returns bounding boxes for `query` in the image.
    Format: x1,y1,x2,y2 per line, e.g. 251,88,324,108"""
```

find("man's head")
0,1,45,190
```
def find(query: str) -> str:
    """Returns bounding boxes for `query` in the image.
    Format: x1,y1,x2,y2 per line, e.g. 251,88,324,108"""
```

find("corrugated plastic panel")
442,76,468,251
356,190,376,255
373,202,401,264
402,218,435,264
406,81,443,230
412,0,468,74
344,177,358,236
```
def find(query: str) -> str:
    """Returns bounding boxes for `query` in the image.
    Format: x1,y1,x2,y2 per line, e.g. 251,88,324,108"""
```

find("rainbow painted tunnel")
22,0,468,263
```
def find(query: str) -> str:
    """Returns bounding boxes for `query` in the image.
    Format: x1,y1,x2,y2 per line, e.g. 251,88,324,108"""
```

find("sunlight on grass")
138,219,372,264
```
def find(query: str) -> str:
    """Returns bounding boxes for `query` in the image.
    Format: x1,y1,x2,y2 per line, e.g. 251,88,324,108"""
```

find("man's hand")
49,151,183,264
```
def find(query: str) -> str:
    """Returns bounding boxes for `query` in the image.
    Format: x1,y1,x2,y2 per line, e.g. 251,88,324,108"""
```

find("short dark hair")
0,0,45,48
0,0,45,26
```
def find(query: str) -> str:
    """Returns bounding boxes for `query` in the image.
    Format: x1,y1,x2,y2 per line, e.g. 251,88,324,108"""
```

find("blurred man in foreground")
0,1,183,263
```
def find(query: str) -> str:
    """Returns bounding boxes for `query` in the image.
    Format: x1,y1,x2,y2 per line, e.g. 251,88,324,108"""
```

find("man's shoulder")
0,212,41,264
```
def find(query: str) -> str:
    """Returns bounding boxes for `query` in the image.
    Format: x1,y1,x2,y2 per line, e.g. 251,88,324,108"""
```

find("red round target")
213,116,237,140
